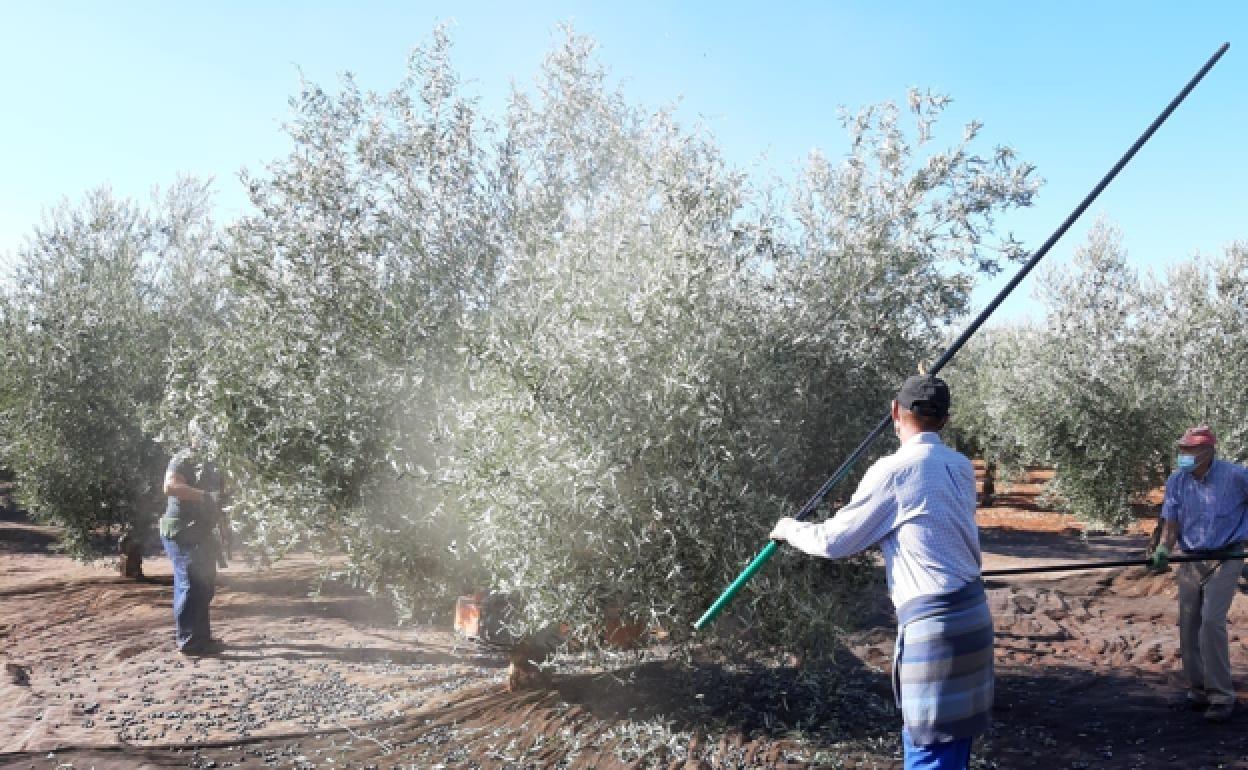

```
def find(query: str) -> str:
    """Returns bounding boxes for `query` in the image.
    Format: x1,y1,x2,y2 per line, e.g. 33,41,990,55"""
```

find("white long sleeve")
777,432,981,608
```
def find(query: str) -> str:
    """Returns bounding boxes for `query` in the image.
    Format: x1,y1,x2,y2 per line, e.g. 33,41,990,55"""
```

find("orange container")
454,594,483,638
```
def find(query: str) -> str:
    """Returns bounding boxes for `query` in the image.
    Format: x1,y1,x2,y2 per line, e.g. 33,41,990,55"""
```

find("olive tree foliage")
772,96,1037,496
942,324,1038,477
153,27,1036,646
162,28,503,608
437,34,1038,653
148,180,230,440
1158,241,1248,461
0,181,217,556
956,220,1182,529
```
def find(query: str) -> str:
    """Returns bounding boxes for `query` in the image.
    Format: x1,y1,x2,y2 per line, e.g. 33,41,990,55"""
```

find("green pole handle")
693,540,779,631
692,416,893,632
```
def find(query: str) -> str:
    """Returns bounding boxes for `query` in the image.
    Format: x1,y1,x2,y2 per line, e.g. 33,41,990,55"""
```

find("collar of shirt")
902,431,944,448
1191,460,1221,484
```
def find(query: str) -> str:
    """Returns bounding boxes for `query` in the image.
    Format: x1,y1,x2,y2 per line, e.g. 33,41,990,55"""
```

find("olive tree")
1157,242,1248,461
980,220,1180,529
165,27,503,613
0,182,216,556
943,324,1040,491
437,34,1038,653
164,27,1037,648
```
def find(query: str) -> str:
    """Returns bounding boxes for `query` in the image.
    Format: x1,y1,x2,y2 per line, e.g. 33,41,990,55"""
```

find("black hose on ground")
983,552,1246,577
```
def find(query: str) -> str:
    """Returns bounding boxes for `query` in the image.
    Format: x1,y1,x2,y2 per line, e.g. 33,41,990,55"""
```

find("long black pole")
984,552,1245,577
694,42,1231,631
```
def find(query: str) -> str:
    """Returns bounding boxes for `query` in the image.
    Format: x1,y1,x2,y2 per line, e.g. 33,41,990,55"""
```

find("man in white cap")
1152,424,1248,722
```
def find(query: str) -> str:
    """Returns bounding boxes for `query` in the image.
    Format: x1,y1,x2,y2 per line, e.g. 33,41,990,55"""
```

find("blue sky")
2,2,1244,320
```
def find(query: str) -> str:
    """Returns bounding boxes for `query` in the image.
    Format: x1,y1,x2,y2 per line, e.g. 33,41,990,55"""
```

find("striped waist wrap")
893,579,994,745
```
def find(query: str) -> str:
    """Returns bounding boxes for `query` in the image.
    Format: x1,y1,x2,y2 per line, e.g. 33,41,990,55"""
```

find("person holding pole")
770,376,990,770
1151,424,1248,723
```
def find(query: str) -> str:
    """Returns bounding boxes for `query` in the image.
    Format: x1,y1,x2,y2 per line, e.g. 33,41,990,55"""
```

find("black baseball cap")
897,375,951,418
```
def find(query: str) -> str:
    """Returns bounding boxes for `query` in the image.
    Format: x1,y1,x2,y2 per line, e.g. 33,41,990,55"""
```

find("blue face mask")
1177,453,1197,472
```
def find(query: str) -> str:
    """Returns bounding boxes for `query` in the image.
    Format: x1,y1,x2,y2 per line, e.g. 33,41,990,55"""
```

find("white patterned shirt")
776,431,981,609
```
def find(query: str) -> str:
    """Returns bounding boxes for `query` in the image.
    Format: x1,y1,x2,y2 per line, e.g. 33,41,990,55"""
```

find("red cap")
1177,425,1216,448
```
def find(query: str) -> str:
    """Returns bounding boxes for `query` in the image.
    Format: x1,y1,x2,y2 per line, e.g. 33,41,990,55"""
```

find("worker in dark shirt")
159,420,227,656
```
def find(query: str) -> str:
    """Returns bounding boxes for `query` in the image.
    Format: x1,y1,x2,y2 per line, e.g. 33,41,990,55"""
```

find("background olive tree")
943,324,1037,494
160,28,505,614
1160,242,1248,462
949,221,1232,530
0,180,217,556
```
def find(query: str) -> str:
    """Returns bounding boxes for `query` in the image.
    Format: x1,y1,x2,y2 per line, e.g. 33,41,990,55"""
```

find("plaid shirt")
780,431,981,608
1160,459,1248,552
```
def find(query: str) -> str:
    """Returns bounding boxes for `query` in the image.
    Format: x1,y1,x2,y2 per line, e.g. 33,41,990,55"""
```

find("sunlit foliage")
0,180,217,555
4,28,1040,654
952,224,1248,530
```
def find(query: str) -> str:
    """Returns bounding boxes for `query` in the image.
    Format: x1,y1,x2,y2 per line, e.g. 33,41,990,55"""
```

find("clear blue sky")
2,2,1244,320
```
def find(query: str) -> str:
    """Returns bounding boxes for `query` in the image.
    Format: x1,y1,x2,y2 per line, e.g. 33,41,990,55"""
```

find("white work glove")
770,517,800,543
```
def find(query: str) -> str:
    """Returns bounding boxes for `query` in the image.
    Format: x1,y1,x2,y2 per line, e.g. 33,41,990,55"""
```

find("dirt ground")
3,476,1248,769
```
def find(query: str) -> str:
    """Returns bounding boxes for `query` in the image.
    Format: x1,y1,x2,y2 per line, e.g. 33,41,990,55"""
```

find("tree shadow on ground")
0,522,57,554
0,574,167,599
0,508,127,558
214,567,404,627
984,492,1047,511
991,664,1248,768
551,643,898,744
538,655,1248,768
220,595,399,627
8,656,1248,769
980,527,1149,561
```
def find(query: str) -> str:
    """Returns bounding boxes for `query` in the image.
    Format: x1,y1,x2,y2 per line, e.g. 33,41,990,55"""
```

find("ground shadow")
551,641,896,742
220,595,399,627
984,492,1047,511
0,574,167,599
990,664,1248,768
10,655,1245,770
980,527,1150,561
0,522,57,554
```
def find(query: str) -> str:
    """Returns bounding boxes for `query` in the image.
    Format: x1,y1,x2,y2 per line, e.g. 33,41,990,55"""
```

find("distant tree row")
947,220,1248,531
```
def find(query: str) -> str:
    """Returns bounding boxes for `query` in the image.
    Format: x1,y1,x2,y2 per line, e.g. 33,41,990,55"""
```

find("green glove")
1150,544,1170,571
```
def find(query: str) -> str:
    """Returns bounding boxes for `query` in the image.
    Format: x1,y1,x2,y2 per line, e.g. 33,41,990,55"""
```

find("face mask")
1177,453,1197,472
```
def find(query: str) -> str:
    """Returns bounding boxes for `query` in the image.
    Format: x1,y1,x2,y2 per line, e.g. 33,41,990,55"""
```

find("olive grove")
948,224,1248,530
12,25,1244,651
2,28,1043,654
184,30,1036,651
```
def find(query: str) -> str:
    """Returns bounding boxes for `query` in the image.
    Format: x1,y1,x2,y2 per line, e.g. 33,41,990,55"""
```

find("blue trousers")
903,729,972,770
161,535,217,650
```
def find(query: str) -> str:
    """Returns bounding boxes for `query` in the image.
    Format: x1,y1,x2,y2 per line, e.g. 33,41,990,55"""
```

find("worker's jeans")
161,535,217,650
1177,555,1243,705
902,729,972,770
